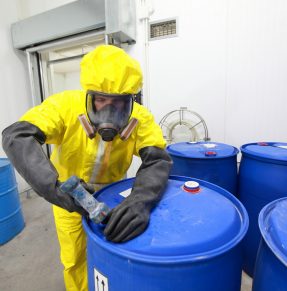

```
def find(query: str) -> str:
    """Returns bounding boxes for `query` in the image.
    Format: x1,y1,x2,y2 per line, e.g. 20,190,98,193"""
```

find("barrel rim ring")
167,142,239,159
258,197,287,267
83,176,249,264
241,142,287,164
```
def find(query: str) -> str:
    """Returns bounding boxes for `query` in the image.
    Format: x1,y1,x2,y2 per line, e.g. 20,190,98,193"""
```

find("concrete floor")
0,192,253,291
0,192,64,291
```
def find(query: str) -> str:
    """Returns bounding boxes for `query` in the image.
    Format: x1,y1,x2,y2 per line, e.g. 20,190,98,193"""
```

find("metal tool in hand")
60,176,110,223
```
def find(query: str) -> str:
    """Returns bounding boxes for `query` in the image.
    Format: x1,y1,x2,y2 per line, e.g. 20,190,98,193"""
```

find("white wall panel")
146,0,227,142
131,0,287,150
225,0,287,148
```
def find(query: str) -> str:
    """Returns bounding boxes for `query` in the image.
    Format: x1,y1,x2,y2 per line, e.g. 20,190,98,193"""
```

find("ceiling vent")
149,18,177,41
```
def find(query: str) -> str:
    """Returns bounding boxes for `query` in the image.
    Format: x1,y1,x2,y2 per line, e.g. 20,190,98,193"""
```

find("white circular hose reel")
159,107,210,144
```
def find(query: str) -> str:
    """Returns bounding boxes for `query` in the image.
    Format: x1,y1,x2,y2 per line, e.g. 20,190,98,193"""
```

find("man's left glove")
104,146,172,242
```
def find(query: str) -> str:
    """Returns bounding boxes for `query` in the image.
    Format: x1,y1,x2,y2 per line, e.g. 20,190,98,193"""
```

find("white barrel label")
94,268,109,291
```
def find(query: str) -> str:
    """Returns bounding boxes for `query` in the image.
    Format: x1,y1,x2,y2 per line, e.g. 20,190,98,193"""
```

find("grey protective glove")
2,121,87,216
104,146,172,242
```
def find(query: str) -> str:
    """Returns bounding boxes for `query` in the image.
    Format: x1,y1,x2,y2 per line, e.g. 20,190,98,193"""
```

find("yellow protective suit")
19,44,166,291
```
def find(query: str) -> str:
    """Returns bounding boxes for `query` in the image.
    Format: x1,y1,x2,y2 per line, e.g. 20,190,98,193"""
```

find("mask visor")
86,91,134,140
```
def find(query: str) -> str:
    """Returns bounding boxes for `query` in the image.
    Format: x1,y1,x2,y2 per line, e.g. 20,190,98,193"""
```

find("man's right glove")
103,194,151,242
2,121,87,216
104,146,172,242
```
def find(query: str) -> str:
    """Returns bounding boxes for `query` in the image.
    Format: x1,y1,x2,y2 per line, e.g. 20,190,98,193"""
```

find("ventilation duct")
11,0,105,50
105,0,136,44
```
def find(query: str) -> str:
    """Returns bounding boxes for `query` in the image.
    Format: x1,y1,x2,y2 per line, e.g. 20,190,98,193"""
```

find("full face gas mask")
85,90,134,142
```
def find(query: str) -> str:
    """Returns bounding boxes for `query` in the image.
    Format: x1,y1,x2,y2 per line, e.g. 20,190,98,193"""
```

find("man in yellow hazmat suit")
2,45,172,291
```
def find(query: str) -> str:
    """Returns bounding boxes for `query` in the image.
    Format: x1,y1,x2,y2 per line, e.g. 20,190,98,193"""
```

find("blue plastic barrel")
252,198,287,291
83,176,248,291
166,142,239,195
0,158,25,244
238,142,287,276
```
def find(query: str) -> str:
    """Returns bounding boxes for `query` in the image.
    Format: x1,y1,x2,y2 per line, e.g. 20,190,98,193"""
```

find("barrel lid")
0,158,10,168
85,176,248,263
241,142,287,163
259,198,287,267
166,142,238,159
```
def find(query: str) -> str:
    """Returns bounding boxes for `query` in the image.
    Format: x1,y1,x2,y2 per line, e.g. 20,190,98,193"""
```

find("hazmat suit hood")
80,45,143,141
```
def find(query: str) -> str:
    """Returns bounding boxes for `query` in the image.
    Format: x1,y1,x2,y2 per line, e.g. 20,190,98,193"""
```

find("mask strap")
120,118,138,141
78,114,96,139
